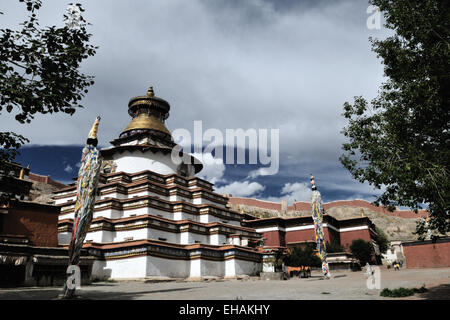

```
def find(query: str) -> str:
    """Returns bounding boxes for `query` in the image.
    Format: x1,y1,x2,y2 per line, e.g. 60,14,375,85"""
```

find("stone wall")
402,238,450,268
3,202,60,247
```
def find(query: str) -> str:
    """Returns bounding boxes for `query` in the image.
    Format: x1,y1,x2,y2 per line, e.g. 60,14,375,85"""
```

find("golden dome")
127,86,170,119
121,113,171,137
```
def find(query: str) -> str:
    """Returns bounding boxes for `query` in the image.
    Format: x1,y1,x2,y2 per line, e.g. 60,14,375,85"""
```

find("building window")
158,238,167,242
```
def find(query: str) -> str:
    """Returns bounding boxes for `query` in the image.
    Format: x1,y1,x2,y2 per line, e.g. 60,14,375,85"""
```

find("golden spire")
88,116,101,139
147,86,155,97
19,168,25,180
361,209,365,217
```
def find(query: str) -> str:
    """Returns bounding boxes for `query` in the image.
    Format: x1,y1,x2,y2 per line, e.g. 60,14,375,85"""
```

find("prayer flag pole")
310,174,331,278
62,116,102,298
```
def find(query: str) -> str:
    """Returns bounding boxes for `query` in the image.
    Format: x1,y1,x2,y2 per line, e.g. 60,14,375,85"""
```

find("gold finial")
88,116,101,139
361,209,365,217
147,86,155,97
19,168,25,180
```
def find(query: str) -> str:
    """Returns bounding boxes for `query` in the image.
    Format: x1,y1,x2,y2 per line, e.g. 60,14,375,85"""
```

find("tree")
0,0,97,164
375,226,389,254
285,244,322,267
340,0,450,237
325,239,345,253
350,239,374,265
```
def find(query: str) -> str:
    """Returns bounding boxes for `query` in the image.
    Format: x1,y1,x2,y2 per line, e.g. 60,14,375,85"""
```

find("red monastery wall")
264,228,339,247
262,230,283,247
285,229,315,244
326,227,340,245
403,240,450,268
3,204,59,247
340,229,372,250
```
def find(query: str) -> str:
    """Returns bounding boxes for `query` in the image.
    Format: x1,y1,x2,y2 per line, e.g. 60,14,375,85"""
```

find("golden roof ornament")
147,86,155,97
122,113,171,136
119,86,172,140
88,116,101,139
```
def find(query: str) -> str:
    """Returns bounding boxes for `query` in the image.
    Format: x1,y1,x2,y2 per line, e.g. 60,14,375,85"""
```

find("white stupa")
54,86,263,280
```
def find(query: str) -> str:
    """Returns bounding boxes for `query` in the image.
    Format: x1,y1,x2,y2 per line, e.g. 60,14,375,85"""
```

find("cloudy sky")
2,0,392,203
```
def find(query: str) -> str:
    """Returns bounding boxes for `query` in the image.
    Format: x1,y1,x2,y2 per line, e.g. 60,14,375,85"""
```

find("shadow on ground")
418,284,450,300
0,285,203,300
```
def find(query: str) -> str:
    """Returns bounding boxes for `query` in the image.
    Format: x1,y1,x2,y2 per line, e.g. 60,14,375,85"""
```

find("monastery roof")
243,214,375,230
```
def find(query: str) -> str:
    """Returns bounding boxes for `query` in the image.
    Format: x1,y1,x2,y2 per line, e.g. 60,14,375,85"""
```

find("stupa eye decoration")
177,163,189,177
101,160,117,174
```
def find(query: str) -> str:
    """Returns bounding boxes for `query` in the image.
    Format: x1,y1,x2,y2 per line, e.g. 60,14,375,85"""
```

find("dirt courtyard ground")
0,267,449,300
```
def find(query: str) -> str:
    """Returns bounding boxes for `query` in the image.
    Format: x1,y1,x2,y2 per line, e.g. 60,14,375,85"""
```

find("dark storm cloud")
2,0,390,201
202,0,338,15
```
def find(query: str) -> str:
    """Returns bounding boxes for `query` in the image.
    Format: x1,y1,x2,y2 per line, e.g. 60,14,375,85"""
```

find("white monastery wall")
225,259,236,277
178,232,208,245
85,230,113,243
90,256,261,280
193,198,226,208
146,256,190,278
54,196,76,205
209,233,228,245
58,232,71,245
107,256,148,279
112,151,178,175
234,259,262,276
199,214,241,227
98,193,127,200
201,259,225,277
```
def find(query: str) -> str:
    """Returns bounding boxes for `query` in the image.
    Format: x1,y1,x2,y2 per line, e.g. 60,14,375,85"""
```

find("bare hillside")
29,181,61,204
